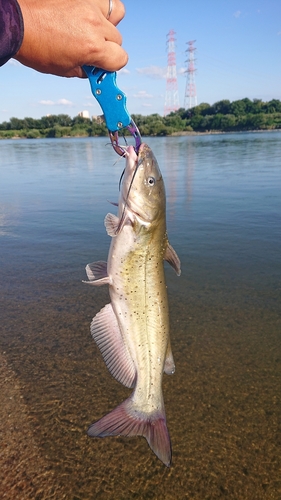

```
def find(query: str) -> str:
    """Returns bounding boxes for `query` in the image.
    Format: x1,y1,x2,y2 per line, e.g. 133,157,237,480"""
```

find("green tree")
212,100,231,115
230,99,248,116
190,114,204,130
9,117,24,130
72,115,91,125
264,99,281,114
209,113,224,130
220,114,237,130
0,121,10,130
26,129,41,139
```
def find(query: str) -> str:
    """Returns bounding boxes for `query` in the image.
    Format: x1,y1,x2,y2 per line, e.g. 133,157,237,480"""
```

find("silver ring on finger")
107,0,113,19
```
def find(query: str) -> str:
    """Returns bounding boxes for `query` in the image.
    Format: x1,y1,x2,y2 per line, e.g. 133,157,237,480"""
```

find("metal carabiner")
83,65,142,155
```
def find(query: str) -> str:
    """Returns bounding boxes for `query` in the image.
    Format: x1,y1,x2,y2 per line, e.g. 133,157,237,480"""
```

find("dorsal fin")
107,200,119,207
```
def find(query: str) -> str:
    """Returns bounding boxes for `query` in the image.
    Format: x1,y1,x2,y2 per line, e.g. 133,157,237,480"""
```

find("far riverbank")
1,97,281,139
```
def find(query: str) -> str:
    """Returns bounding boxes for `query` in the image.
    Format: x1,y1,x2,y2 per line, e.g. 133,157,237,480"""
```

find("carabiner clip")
108,120,142,156
83,65,142,156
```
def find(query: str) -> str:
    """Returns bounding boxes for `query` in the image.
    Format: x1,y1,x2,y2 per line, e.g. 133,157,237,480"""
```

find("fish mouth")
116,144,156,234
114,147,143,235
118,145,139,191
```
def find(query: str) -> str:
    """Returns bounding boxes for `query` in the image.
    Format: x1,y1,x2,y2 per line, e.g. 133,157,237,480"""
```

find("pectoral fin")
83,261,110,286
104,210,132,237
90,303,136,389
164,242,181,276
104,213,120,237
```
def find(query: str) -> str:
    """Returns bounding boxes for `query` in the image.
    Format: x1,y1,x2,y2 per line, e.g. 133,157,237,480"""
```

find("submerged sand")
0,353,66,500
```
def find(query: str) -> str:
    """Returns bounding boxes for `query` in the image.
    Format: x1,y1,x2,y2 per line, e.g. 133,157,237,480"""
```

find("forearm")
0,0,23,66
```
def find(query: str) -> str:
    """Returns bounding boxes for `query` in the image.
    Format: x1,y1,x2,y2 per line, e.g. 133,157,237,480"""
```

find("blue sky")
1,0,281,122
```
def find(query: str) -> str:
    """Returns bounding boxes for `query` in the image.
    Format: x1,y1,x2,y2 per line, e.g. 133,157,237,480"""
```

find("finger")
108,0,126,26
84,40,128,71
103,20,123,46
64,67,87,78
91,0,125,26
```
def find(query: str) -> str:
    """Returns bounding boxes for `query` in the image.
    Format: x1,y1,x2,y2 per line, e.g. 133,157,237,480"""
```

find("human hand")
14,0,128,77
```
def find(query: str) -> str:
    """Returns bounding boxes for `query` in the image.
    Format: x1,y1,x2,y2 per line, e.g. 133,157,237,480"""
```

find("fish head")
122,144,166,224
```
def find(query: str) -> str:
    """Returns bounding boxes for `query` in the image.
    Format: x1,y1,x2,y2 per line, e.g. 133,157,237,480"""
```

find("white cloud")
178,67,186,75
142,103,152,108
133,90,153,99
39,99,74,106
234,10,241,18
83,102,94,107
39,100,55,105
136,66,167,80
118,68,130,74
57,98,73,106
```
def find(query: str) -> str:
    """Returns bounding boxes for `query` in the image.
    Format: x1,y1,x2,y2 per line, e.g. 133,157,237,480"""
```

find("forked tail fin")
87,397,171,467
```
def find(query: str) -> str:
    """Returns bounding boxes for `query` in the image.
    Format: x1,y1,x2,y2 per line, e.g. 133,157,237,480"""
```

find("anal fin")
164,339,175,375
164,242,181,276
90,303,136,389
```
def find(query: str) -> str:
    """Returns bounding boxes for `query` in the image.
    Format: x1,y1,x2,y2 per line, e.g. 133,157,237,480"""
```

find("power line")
184,40,197,109
164,30,180,115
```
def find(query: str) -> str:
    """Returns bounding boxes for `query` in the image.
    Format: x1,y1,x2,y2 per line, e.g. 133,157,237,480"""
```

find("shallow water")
0,134,280,499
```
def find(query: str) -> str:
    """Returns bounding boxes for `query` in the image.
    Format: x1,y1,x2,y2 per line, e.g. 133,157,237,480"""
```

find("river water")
0,133,280,499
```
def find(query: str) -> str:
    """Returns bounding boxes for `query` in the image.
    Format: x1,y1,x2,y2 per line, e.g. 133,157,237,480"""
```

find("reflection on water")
0,134,281,499
0,203,20,237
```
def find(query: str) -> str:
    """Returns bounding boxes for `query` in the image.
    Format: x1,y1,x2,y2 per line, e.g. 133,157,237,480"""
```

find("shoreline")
170,128,281,136
1,128,281,140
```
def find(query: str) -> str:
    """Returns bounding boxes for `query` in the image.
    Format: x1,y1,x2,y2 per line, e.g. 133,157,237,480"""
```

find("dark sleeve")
0,0,24,67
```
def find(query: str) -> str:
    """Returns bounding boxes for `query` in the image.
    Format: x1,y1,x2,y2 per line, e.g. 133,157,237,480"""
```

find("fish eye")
147,176,155,186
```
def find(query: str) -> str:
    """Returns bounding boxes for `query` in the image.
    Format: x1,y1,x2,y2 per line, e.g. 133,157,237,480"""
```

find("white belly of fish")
108,221,169,414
